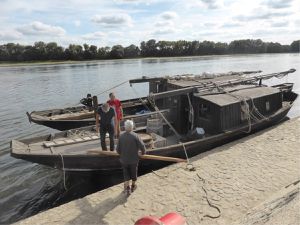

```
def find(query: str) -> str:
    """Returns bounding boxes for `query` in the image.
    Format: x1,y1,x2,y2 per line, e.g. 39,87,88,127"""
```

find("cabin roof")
194,86,281,106
167,75,243,88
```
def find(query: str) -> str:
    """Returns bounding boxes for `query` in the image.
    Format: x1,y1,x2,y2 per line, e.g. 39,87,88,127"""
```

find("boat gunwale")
11,96,296,158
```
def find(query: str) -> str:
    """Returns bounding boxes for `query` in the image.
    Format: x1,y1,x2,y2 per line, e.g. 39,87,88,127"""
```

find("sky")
0,0,299,47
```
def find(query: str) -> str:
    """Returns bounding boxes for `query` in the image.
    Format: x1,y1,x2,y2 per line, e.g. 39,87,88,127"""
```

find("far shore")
0,52,296,68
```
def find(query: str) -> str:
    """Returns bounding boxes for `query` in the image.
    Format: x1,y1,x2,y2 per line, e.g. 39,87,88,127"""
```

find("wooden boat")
11,69,298,172
27,70,263,131
27,97,157,131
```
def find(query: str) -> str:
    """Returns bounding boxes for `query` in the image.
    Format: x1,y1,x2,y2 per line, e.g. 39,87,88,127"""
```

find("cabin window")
266,101,270,111
199,104,210,118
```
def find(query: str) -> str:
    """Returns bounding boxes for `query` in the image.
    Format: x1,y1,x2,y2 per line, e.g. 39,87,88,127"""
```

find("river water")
0,53,299,224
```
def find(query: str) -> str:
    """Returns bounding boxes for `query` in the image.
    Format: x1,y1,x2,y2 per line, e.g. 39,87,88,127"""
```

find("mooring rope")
95,80,129,97
130,85,152,112
51,146,68,191
58,152,68,191
151,166,221,220
197,174,221,219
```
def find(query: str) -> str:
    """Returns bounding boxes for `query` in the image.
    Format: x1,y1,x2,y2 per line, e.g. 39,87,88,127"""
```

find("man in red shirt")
107,92,123,137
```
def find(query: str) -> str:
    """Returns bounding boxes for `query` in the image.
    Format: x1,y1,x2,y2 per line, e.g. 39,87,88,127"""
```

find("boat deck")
12,132,179,156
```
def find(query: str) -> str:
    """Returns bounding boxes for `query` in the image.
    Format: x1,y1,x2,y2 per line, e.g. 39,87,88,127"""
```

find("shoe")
123,186,131,196
131,184,137,192
126,186,131,196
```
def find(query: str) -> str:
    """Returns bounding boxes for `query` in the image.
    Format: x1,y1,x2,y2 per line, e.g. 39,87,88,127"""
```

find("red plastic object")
160,213,186,225
135,212,186,225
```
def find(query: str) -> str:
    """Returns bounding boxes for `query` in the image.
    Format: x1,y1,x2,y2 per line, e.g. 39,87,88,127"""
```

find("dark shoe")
126,186,131,196
123,186,131,196
131,184,137,192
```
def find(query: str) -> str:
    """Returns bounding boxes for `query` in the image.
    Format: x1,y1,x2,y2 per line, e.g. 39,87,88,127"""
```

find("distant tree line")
0,39,299,62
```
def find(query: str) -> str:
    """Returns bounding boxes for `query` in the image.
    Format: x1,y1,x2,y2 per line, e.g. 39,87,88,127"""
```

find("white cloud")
17,21,66,36
155,20,174,27
91,14,133,27
221,21,242,28
263,0,294,9
82,31,106,40
74,20,81,27
152,27,179,35
160,11,178,20
0,30,23,41
270,20,289,27
235,8,291,22
200,0,223,9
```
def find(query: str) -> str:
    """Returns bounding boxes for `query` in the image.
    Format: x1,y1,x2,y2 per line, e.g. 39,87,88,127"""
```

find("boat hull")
12,100,295,172
30,117,95,131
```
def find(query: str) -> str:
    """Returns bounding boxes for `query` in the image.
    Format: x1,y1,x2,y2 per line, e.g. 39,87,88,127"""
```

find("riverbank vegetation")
0,39,299,62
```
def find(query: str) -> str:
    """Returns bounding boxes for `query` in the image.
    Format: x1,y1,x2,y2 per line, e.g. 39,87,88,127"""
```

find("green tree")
124,44,140,58
65,44,83,60
97,47,110,59
140,39,158,57
46,42,64,60
110,45,124,59
290,40,300,52
266,42,283,53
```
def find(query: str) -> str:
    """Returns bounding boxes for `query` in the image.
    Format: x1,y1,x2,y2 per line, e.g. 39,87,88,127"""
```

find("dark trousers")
100,124,114,151
122,163,138,181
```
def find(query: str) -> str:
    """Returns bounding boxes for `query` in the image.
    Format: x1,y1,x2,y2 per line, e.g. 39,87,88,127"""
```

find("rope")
187,93,194,131
130,85,152,112
58,152,68,191
213,82,270,133
95,80,129,97
151,166,221,220
147,95,182,140
51,145,68,191
197,174,221,219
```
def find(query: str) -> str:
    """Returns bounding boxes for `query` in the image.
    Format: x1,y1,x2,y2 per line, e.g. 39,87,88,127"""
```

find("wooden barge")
11,69,298,172
26,70,262,131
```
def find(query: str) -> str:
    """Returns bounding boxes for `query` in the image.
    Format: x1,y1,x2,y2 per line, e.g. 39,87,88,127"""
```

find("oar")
87,150,186,163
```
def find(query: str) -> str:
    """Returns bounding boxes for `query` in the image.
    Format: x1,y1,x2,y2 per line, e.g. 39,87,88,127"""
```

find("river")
0,53,299,224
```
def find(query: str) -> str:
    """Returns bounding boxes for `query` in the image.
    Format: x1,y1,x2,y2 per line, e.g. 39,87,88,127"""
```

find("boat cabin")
192,85,282,134
148,78,283,137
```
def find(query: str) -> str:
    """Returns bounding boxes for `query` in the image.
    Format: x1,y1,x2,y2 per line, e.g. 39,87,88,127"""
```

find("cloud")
203,22,219,27
200,0,223,9
270,20,289,27
74,20,81,27
264,0,294,9
155,20,174,27
91,14,132,27
82,31,106,40
0,30,23,41
17,21,66,36
295,20,300,26
160,11,178,20
235,9,290,21
152,27,179,35
221,21,242,28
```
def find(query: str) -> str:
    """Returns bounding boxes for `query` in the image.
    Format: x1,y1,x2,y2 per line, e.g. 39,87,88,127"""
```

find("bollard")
134,212,186,225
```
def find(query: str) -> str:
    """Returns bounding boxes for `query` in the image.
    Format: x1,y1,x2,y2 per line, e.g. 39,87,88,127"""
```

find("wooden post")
92,95,98,119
